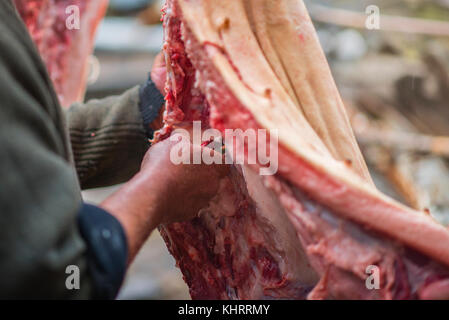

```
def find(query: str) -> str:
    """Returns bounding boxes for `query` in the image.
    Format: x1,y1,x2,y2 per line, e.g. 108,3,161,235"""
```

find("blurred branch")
355,127,449,158
308,4,449,37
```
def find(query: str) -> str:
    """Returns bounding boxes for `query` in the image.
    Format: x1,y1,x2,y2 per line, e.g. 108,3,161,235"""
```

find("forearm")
99,138,230,264
100,170,164,263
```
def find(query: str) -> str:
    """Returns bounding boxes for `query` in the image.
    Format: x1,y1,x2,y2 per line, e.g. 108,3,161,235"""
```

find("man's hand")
101,138,229,262
140,138,229,224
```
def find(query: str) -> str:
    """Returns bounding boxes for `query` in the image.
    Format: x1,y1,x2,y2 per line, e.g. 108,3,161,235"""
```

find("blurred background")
81,0,449,299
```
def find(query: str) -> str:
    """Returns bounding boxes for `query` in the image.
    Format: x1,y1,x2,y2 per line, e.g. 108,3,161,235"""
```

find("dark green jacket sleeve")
67,87,151,190
0,0,91,299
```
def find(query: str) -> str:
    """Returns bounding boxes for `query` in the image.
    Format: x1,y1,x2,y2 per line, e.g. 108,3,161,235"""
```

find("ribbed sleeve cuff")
139,77,165,139
77,203,128,300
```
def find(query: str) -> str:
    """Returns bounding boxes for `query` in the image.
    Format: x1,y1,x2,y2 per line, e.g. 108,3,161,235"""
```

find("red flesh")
157,0,449,300
14,0,108,107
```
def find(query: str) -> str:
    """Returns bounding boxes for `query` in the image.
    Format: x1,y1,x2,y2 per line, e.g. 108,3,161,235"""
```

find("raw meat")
14,0,108,107
158,0,449,300
158,1,317,299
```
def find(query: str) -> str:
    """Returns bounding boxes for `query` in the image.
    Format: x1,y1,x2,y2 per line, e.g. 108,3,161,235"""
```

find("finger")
151,52,167,93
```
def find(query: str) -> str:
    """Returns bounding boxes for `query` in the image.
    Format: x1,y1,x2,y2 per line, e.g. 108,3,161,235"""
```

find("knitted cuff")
138,77,165,139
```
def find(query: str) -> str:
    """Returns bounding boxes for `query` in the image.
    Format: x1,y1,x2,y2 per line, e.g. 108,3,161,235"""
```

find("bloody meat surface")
158,1,317,299
14,0,107,107
157,0,449,300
